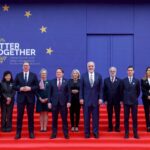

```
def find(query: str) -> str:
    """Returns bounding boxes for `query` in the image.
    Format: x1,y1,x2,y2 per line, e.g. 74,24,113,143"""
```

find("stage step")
0,105,149,150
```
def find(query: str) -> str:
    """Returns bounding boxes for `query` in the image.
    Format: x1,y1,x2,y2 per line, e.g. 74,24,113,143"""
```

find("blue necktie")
129,77,132,84
24,73,27,83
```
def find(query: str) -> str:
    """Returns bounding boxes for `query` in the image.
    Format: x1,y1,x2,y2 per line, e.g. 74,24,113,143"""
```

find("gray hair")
87,61,95,68
71,69,80,79
109,66,117,72
23,61,30,66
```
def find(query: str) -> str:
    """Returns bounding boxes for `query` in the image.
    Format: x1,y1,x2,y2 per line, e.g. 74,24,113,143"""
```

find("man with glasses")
103,67,122,132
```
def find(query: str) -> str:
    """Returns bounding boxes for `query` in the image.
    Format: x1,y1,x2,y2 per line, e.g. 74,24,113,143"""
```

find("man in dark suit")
14,61,39,139
122,66,140,139
80,61,102,138
48,68,71,139
141,66,150,132
103,67,122,132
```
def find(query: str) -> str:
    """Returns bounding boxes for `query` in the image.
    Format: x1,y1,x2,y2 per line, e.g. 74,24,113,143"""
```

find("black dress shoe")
134,134,139,139
64,134,69,139
124,133,129,139
2,128,7,132
115,128,120,132
85,134,90,138
147,127,150,132
15,133,21,139
43,129,47,132
50,134,56,139
29,133,35,139
93,133,99,138
108,128,113,132
6,128,12,132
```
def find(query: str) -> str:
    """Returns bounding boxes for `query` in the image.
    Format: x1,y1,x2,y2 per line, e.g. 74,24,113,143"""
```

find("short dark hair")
127,65,134,70
2,71,14,82
57,68,64,73
146,66,150,72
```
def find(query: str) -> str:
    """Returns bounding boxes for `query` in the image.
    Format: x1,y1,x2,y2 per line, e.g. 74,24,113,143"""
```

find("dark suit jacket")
49,78,69,106
1,81,16,102
141,78,150,100
122,77,140,105
80,72,102,107
14,72,39,103
103,77,122,104
68,79,80,103
36,80,50,99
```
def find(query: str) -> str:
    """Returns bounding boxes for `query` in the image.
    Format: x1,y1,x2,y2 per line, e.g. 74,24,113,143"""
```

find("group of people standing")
0,61,150,140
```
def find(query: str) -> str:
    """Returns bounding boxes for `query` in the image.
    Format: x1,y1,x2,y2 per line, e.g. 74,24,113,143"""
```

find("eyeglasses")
110,71,116,72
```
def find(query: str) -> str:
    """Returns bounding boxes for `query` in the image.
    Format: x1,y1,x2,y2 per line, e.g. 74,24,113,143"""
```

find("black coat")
103,77,122,104
141,78,150,100
1,81,16,102
122,77,140,105
49,78,69,106
14,72,39,103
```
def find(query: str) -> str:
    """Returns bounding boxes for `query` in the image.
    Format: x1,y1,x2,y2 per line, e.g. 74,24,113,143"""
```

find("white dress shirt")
88,72,95,82
128,76,133,83
148,78,150,85
23,71,29,82
57,78,62,87
110,76,116,83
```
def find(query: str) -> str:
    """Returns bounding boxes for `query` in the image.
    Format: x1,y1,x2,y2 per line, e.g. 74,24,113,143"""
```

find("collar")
24,71,29,75
110,76,116,80
57,78,62,81
88,72,94,75
128,76,133,79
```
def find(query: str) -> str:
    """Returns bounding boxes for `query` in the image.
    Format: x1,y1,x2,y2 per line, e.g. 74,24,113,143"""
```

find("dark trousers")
124,104,138,135
83,105,99,135
107,103,120,130
70,101,80,127
17,99,34,134
142,99,150,128
51,103,68,136
1,100,14,130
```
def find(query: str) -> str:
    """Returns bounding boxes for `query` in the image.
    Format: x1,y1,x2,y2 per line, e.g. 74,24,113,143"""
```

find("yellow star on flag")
40,26,47,33
2,4,10,11
24,11,32,18
46,48,53,55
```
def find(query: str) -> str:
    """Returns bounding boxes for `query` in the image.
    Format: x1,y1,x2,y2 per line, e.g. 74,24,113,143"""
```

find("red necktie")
58,79,61,90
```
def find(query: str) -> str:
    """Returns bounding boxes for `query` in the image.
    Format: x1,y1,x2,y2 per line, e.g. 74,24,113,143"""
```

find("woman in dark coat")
141,66,150,132
36,68,50,132
1,71,15,132
68,69,80,132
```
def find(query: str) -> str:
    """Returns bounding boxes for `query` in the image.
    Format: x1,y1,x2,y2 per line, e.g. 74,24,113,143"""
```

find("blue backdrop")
0,0,150,103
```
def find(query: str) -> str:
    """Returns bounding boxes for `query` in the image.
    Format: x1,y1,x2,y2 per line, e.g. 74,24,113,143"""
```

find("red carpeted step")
0,143,150,150
0,105,150,150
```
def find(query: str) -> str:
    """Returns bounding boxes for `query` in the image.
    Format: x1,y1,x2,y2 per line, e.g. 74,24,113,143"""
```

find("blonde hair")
71,69,80,79
40,68,47,75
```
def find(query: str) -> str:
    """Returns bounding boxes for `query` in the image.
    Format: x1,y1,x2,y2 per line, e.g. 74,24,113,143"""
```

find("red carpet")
0,105,150,150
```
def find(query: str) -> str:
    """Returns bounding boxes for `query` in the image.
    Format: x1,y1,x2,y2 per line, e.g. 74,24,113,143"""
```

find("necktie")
90,74,94,87
111,77,114,83
58,79,61,90
24,73,27,83
129,77,132,84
